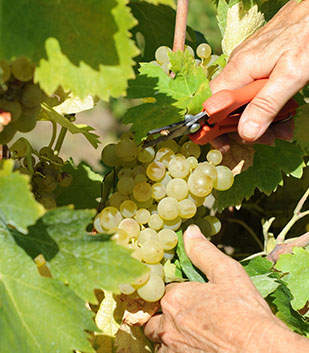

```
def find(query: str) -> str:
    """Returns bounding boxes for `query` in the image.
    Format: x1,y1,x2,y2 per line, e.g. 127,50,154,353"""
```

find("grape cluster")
11,138,72,209
0,57,66,144
152,43,221,78
95,134,234,302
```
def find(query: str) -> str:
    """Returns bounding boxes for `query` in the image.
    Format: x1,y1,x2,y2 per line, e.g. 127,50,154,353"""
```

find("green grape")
39,146,54,159
157,229,178,250
137,145,155,163
155,46,172,64
157,197,179,221
131,272,150,288
0,99,22,121
155,147,175,167
163,216,182,231
205,215,221,236
132,165,145,177
138,228,158,244
207,149,223,166
195,162,217,181
148,214,164,231
166,178,188,201
99,207,123,230
187,156,198,169
16,166,31,176
163,249,175,261
117,176,135,195
187,170,213,197
11,57,35,82
168,156,190,178
133,182,152,202
57,172,73,187
152,183,166,201
213,166,234,191
196,43,212,59
120,200,137,218
137,273,165,302
134,208,151,225
126,243,143,261
118,167,133,179
146,263,164,280
146,161,166,181
134,174,147,183
40,196,57,209
118,218,140,239
42,86,67,107
157,139,179,153
141,239,164,264
40,175,58,192
119,283,135,295
0,59,11,83
185,45,195,57
179,198,197,219
110,228,130,246
21,84,42,108
101,143,120,167
109,192,129,209
10,138,30,158
180,141,201,158
187,192,205,207
0,123,17,144
115,139,138,162
14,114,37,132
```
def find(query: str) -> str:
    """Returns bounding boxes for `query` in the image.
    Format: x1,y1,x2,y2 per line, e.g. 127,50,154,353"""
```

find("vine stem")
48,121,57,149
276,187,309,243
54,126,67,155
172,0,189,52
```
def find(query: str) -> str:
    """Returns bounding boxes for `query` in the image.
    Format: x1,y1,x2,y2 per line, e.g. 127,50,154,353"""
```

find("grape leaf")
134,0,175,6
40,105,100,148
250,274,280,298
123,51,211,142
54,160,103,210
1,0,139,100
115,323,153,353
0,219,96,353
269,285,309,336
242,256,274,276
0,160,44,234
11,207,148,302
216,140,305,210
274,247,309,311
293,104,309,154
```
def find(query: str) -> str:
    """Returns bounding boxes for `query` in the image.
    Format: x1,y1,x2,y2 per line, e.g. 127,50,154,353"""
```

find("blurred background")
17,1,221,171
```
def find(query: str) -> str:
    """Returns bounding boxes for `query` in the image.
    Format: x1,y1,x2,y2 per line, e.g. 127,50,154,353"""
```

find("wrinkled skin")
210,0,309,151
144,225,309,353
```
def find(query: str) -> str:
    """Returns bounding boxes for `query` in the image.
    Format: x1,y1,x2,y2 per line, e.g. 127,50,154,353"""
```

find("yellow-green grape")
166,178,189,201
137,273,165,302
0,99,22,121
196,43,212,59
187,171,213,197
14,114,37,132
40,196,57,209
138,228,158,244
207,149,223,166
93,214,106,233
150,60,160,67
164,249,175,261
57,172,73,187
179,199,197,219
146,263,164,280
132,165,145,177
119,283,136,295
120,200,137,218
118,218,140,239
99,207,123,230
131,272,150,288
146,161,166,181
155,147,175,167
110,228,130,246
115,139,138,162
21,84,42,108
132,194,154,209
22,156,36,168
118,167,133,179
213,166,234,191
157,229,178,250
195,59,202,66
133,182,152,202
185,45,194,57
101,143,120,167
155,46,172,64
11,57,35,82
163,217,182,231
20,104,41,119
208,55,220,66
205,215,222,236
39,146,54,159
192,217,212,236
161,62,170,75
0,59,11,82
195,162,217,181
109,192,129,208
117,176,135,195
159,173,172,187
120,131,134,140
135,208,151,225
148,214,164,231
137,145,155,163
135,174,147,183
168,156,190,178
42,86,67,107
126,243,143,261
152,183,166,201
187,156,198,169
157,139,179,153
180,141,201,158
141,239,164,264
16,167,31,176
158,197,179,221
10,138,29,158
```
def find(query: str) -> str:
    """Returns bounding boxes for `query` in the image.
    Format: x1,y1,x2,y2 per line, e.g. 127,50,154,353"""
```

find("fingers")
210,135,231,153
183,225,248,283
144,314,163,343
238,55,307,141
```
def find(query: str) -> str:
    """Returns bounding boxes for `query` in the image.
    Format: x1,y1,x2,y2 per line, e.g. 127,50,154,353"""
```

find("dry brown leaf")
115,323,153,353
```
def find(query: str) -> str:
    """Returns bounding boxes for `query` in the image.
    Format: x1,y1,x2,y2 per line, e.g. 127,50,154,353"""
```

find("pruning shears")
144,79,298,146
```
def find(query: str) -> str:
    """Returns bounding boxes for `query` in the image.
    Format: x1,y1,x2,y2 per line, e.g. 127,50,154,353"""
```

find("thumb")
183,225,237,282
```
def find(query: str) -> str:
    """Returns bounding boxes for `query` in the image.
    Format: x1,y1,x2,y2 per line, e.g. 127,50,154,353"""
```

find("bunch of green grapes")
151,43,221,79
0,57,66,144
10,138,73,209
95,134,234,302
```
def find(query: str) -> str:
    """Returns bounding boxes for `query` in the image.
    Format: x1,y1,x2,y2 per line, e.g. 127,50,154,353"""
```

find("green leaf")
216,140,305,210
269,285,309,336
275,247,309,311
0,219,96,353
0,160,44,234
176,230,206,283
250,274,280,298
242,256,273,276
54,160,103,210
293,104,309,154
134,0,175,6
40,105,100,148
123,51,211,142
1,0,139,100
12,207,148,302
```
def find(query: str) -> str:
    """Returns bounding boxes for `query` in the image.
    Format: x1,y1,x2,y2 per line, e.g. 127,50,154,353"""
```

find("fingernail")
186,225,202,238
242,121,261,140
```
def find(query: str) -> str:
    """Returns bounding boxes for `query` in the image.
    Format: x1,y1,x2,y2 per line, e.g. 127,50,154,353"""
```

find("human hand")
210,0,309,151
144,225,293,353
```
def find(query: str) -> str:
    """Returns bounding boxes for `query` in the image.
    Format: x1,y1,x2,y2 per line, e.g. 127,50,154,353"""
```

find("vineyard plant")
0,0,308,352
